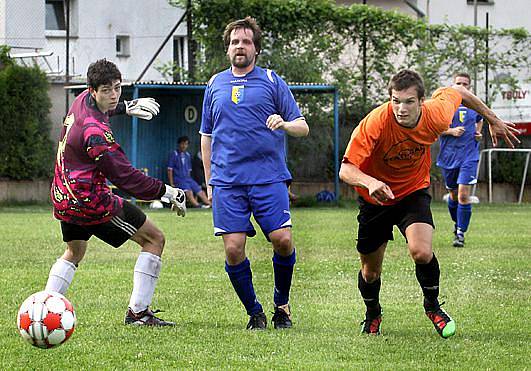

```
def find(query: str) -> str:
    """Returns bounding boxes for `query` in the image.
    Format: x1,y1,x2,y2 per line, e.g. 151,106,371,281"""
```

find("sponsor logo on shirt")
231,85,245,104
383,139,425,170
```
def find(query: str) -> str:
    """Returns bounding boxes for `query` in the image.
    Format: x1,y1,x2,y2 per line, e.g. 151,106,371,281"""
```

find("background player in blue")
200,17,309,330
437,73,484,247
167,136,211,208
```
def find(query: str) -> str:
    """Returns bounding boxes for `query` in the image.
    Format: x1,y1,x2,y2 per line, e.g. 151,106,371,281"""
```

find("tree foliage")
167,0,530,181
0,46,54,180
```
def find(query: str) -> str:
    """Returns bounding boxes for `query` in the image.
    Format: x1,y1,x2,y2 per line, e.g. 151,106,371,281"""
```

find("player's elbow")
298,120,309,137
339,163,349,183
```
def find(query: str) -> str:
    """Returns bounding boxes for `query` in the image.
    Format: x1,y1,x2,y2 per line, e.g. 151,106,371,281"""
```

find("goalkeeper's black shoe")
271,305,292,329
425,302,456,339
360,311,382,335
124,307,175,327
246,312,267,330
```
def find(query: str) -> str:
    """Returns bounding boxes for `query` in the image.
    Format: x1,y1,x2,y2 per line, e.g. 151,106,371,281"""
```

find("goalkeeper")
46,59,185,327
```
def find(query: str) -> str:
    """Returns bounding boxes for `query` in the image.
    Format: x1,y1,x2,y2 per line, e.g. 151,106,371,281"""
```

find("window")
173,36,188,80
116,35,130,57
45,0,66,31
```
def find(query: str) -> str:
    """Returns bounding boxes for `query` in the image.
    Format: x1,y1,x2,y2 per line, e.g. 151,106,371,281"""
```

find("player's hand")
487,118,521,148
125,98,160,120
266,114,286,131
474,131,483,141
161,185,186,217
367,179,395,205
450,126,465,137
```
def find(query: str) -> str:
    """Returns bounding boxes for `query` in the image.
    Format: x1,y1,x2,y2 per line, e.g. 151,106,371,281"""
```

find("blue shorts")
212,182,292,240
175,177,202,194
441,161,479,190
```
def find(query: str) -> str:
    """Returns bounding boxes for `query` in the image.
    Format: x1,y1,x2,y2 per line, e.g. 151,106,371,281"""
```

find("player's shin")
415,254,440,310
358,270,382,316
225,258,263,315
272,249,296,306
45,258,77,294
128,252,162,314
457,203,472,233
448,198,458,225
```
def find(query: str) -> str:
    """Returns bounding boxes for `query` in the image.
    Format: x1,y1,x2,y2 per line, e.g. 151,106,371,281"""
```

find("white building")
0,0,188,137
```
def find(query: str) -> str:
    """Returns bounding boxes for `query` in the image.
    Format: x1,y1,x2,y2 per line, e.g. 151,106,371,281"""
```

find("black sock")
415,254,440,310
358,270,381,316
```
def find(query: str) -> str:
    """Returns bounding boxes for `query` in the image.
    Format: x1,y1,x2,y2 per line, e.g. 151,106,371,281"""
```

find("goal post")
472,148,531,204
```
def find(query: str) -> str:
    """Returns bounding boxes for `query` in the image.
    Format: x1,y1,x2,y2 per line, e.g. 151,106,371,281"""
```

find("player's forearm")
167,169,174,186
283,118,309,137
476,120,484,133
339,162,377,189
200,135,212,185
96,150,164,200
452,86,501,125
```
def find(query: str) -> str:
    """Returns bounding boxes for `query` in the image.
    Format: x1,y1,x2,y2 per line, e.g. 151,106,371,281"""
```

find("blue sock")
225,259,263,316
447,197,458,228
272,250,296,306
457,203,472,233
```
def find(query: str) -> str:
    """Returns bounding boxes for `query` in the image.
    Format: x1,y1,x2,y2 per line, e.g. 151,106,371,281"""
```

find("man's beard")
231,54,253,68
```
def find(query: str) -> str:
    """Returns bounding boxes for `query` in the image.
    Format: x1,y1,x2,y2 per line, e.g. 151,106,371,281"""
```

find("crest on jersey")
231,85,245,104
458,109,467,123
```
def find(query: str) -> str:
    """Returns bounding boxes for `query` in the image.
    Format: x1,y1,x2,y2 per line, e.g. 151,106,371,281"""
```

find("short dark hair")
454,72,471,83
87,59,121,90
388,69,425,99
223,16,262,56
178,136,189,144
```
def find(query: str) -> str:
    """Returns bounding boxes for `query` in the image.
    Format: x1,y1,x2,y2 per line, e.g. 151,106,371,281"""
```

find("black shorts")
60,201,147,248
356,188,434,255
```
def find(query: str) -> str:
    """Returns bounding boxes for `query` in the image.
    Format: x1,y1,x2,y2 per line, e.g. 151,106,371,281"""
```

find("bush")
0,46,54,180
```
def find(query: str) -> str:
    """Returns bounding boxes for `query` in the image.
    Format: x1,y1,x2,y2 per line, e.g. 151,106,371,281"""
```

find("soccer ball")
17,291,76,349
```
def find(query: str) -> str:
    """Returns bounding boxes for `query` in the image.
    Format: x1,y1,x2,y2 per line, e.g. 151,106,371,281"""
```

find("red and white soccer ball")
17,291,76,349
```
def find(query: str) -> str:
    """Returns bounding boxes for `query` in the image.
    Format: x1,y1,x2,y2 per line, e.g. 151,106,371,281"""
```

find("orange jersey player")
340,69,519,338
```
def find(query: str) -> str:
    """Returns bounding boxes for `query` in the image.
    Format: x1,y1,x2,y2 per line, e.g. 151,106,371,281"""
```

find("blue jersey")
436,105,483,169
200,66,303,186
167,150,192,183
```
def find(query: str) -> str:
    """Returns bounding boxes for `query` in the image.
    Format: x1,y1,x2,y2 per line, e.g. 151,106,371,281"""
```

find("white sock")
45,258,77,295
128,252,162,314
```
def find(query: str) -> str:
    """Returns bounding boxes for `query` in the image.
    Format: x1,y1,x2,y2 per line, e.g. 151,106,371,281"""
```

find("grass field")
0,202,529,370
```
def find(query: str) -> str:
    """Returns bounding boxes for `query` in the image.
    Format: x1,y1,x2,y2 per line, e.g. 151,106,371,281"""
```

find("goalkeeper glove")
124,98,160,120
161,185,186,217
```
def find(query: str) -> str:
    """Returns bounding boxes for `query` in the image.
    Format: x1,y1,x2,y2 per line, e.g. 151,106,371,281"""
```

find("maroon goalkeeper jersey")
51,90,164,225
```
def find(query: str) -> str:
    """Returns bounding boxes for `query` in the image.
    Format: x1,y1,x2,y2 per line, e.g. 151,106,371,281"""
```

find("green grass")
0,203,530,370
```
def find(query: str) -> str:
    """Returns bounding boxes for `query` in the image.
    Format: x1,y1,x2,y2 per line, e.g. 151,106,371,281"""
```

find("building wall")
420,0,530,30
336,0,422,18
1,0,188,140
44,0,187,82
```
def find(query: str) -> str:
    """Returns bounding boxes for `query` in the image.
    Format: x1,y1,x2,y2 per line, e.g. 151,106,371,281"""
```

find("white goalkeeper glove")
161,185,186,217
124,98,160,120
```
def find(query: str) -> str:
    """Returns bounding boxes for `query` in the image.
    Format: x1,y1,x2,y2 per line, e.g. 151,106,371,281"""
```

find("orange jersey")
343,87,462,205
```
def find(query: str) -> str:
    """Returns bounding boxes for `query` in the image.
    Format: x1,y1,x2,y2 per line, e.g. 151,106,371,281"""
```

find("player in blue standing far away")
437,73,484,248
200,16,309,330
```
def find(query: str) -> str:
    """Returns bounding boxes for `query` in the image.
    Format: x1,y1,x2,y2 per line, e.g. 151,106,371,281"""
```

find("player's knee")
272,234,292,256
224,243,245,262
146,228,165,254
361,267,381,283
410,248,432,264
457,193,470,204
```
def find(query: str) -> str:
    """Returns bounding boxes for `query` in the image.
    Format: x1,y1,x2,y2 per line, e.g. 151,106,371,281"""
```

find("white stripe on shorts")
111,216,137,236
